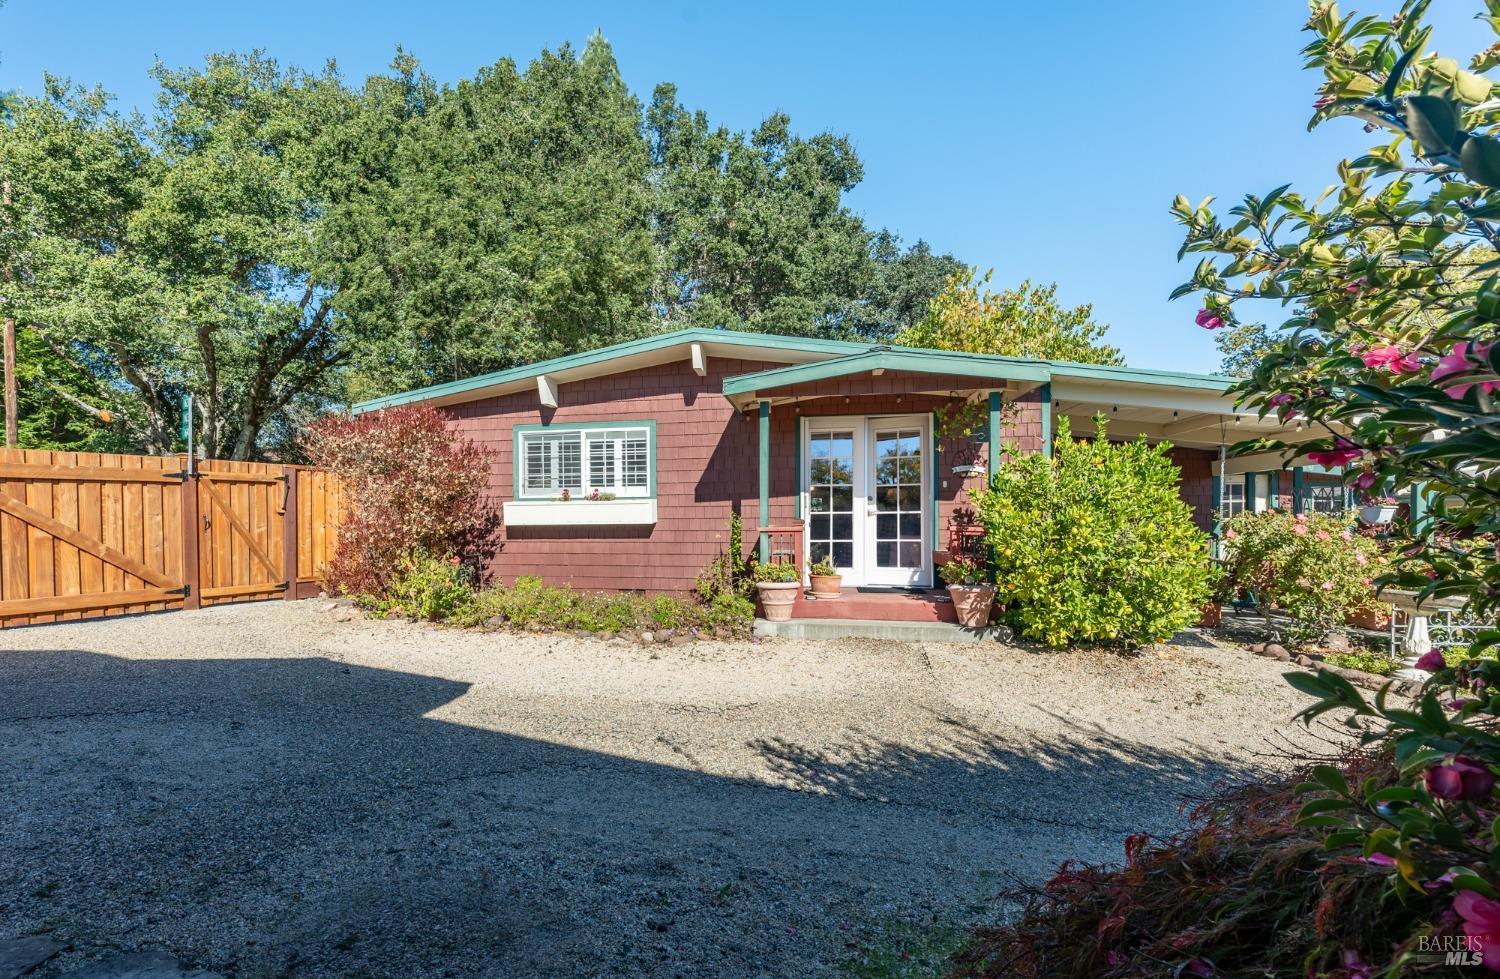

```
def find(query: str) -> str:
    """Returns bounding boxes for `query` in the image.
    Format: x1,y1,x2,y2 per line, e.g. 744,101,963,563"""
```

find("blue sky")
1,1,1490,372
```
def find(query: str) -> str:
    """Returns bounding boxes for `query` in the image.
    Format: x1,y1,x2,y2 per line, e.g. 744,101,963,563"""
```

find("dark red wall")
442,362,1216,593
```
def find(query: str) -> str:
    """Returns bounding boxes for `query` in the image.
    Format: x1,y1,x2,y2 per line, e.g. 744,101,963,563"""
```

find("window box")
503,498,657,527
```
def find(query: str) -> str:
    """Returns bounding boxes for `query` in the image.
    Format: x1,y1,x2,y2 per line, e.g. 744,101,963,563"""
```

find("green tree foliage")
894,267,1123,364
1,60,360,458
971,417,1213,648
2,38,967,456
646,83,874,337
851,230,967,340
1171,0,1500,621
333,40,658,400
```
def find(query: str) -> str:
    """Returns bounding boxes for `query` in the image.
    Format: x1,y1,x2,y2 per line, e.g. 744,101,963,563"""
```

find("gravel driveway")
0,602,1310,977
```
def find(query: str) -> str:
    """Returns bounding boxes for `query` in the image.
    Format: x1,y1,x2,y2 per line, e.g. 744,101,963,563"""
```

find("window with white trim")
1222,475,1246,517
518,426,651,499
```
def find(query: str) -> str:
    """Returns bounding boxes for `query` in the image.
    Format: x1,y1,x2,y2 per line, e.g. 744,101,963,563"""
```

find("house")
354,327,1346,612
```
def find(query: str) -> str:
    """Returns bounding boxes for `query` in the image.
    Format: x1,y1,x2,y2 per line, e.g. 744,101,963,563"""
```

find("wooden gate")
0,450,341,629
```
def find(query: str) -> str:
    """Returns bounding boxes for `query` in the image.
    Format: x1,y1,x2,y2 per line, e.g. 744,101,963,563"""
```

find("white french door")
802,415,930,589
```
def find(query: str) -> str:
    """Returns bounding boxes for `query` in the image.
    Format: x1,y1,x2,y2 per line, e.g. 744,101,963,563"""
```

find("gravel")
0,602,1313,977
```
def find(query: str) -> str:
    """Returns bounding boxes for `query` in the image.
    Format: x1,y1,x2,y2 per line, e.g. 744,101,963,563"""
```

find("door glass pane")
808,430,856,570
873,428,923,569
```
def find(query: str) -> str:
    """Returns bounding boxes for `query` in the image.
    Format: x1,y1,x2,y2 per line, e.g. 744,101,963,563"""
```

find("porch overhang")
720,348,1049,411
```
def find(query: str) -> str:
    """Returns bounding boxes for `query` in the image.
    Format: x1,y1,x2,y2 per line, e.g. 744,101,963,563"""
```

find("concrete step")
754,616,1013,643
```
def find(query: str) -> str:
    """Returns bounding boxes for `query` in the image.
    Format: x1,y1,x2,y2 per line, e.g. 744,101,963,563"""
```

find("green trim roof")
721,347,1050,397
353,326,1236,413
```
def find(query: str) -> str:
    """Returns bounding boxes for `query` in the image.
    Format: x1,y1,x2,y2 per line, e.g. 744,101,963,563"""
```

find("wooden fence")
0,449,341,629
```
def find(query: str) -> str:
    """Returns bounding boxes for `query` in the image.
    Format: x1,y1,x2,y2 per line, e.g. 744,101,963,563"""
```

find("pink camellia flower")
1225,528,1238,541
1433,341,1500,399
1360,345,1405,370
1448,699,1478,711
1454,890,1500,969
1416,649,1447,673
1344,276,1369,295
1314,94,1336,110
1195,308,1225,330
1267,392,1298,408
1307,438,1364,468
1426,757,1496,802
1361,852,1397,867
1352,470,1377,491
1294,524,1309,536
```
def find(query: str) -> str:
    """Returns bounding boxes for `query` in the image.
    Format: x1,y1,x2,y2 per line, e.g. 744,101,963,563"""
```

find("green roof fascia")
1044,360,1236,393
721,348,1051,399
352,327,870,412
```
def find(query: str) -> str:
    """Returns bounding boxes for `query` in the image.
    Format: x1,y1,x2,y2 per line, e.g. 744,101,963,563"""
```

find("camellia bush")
304,405,494,596
1171,0,1500,626
1220,508,1389,643
971,417,1215,648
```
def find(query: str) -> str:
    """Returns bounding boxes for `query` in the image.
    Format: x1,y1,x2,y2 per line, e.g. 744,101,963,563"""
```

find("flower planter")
947,584,996,628
1358,504,1398,526
808,573,842,599
1346,606,1395,632
756,581,800,622
1198,602,1222,629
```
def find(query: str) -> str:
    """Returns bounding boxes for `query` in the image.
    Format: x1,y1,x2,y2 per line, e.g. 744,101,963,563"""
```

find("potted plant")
754,561,801,622
808,555,841,598
940,556,995,628
1358,496,1400,526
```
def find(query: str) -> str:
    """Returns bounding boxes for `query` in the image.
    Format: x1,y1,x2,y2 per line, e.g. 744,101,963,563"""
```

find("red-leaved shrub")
305,405,494,596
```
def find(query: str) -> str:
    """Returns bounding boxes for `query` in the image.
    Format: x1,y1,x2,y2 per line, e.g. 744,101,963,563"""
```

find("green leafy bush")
970,417,1214,648
696,512,753,603
451,575,755,636
808,555,838,577
753,561,799,584
1220,508,1387,643
938,556,986,587
362,551,474,621
1323,649,1398,677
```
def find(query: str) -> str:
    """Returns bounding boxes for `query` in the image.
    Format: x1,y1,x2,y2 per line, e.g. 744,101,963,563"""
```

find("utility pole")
1,178,14,447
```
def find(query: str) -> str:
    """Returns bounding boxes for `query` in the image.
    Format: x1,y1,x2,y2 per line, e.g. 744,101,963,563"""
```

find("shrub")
753,561,799,584
970,417,1214,648
449,575,756,637
939,556,986,587
363,551,474,621
696,511,753,603
1323,649,1398,677
1219,508,1387,644
954,749,1419,977
305,405,494,597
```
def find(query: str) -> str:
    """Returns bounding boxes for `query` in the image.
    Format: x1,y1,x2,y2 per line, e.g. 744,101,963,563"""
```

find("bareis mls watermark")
1414,934,1485,968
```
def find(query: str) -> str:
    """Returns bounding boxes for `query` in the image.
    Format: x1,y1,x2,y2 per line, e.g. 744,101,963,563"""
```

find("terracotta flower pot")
1198,602,1222,629
809,574,841,598
756,581,800,622
1346,607,1393,631
947,584,996,628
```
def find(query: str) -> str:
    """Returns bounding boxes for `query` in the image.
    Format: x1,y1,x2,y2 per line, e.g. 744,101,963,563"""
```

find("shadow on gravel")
0,650,1262,979
753,709,1251,837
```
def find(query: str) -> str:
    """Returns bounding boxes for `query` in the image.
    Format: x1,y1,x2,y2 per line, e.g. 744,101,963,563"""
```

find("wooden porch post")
282,466,299,601
987,391,1002,477
1245,471,1259,513
1291,466,1305,515
1038,382,1052,458
758,399,770,563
